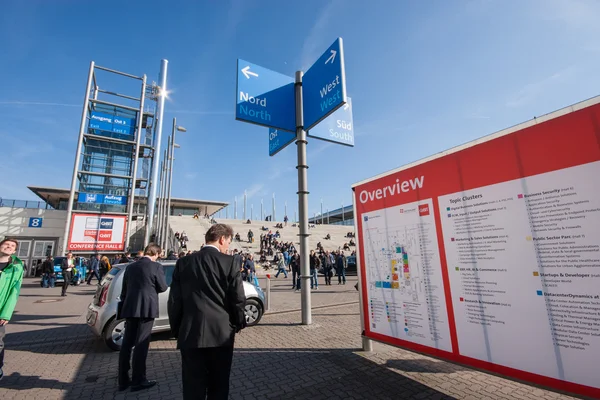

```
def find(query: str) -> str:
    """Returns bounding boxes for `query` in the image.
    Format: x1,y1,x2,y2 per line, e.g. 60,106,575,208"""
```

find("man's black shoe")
131,380,157,392
118,382,130,391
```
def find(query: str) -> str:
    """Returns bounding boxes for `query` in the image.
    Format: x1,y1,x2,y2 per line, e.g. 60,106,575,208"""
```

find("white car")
86,260,265,350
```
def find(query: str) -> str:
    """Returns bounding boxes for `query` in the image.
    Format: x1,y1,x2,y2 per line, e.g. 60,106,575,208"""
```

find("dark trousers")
86,270,100,284
118,318,154,385
181,346,234,400
61,271,73,295
0,324,5,369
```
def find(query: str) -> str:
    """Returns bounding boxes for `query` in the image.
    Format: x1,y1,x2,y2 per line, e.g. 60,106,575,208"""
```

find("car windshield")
53,257,65,266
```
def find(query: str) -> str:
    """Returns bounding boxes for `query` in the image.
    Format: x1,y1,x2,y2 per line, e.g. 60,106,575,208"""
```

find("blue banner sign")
89,111,136,136
269,128,296,156
78,193,127,205
28,217,43,228
308,97,354,147
236,59,296,132
303,38,347,131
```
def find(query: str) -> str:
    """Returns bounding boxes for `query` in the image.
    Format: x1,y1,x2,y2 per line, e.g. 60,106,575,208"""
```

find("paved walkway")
0,278,580,399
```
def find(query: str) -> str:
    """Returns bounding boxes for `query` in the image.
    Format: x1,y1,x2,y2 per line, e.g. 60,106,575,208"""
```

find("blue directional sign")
77,193,127,205
236,59,296,132
303,38,347,131
89,111,136,136
28,217,43,228
269,128,296,156
308,97,354,147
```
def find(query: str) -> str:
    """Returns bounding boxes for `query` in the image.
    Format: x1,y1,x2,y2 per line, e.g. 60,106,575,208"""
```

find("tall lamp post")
163,117,186,252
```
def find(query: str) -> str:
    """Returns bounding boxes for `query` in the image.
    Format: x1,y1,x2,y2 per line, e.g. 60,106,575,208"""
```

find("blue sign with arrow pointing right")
302,38,347,131
308,97,354,146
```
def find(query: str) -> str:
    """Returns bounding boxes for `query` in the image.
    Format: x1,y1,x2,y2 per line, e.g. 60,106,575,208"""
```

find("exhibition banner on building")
67,213,127,251
353,99,600,398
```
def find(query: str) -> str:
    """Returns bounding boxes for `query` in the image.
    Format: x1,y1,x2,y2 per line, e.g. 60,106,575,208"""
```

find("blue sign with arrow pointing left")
269,128,296,156
236,59,296,132
302,38,347,131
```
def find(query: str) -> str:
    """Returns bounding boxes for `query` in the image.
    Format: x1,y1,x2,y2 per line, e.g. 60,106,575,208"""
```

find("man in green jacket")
0,238,24,381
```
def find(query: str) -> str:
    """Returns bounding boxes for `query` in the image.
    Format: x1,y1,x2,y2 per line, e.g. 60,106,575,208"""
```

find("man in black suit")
118,243,168,392
60,252,75,296
168,223,246,400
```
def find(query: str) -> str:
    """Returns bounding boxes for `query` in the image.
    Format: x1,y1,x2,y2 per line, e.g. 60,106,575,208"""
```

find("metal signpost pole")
352,190,372,351
125,74,147,251
295,71,311,325
145,59,168,245
165,118,180,253
160,146,169,246
62,61,95,254
156,158,165,245
272,193,276,221
162,138,171,250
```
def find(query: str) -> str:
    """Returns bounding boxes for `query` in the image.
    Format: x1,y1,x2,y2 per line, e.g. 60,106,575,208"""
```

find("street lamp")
163,117,186,252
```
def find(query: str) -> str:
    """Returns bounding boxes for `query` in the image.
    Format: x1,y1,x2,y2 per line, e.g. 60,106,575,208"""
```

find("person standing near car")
168,223,246,400
336,251,346,285
117,243,168,392
99,255,110,279
42,256,55,288
60,252,75,297
0,238,24,380
86,254,100,285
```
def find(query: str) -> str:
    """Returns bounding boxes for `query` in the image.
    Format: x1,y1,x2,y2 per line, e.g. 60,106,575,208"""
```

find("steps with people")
167,216,356,272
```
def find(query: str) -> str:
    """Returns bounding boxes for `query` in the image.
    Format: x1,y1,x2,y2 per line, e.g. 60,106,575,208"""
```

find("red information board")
353,98,600,398
67,213,127,251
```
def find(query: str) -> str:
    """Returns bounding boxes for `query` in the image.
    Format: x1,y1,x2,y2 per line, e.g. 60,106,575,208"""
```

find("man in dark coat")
168,223,246,400
60,253,75,296
117,243,168,392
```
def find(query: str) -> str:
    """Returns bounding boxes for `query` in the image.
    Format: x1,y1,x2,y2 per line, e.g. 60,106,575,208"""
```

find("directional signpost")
235,38,350,326
308,97,354,146
302,38,347,131
236,59,296,132
269,128,296,156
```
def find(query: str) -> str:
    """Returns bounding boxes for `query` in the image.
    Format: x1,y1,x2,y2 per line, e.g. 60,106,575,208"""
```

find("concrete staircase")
168,216,356,258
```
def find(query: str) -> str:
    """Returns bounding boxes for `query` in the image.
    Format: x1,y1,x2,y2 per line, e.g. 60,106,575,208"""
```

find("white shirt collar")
204,244,219,252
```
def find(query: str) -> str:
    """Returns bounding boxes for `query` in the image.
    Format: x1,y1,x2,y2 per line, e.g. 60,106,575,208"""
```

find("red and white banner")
353,100,600,398
67,213,127,251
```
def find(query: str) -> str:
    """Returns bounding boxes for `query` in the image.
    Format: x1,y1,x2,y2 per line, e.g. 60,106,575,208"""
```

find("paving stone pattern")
0,278,581,399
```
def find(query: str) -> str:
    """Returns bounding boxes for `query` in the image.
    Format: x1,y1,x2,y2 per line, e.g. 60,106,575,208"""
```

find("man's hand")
0,319,8,326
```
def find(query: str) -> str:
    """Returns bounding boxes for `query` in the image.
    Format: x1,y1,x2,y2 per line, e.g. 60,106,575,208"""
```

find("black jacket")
61,258,75,272
42,260,54,274
168,246,246,349
119,257,168,319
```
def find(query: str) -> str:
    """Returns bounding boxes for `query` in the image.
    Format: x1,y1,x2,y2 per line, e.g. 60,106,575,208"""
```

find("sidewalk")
0,278,579,399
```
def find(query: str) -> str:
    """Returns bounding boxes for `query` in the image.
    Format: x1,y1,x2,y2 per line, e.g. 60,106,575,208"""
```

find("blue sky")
2,0,600,220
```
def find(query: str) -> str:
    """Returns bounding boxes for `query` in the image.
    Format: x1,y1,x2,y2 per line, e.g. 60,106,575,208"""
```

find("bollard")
265,274,271,311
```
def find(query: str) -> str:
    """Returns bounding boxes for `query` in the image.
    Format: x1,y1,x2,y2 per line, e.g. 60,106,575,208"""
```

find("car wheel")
245,299,263,327
104,318,126,351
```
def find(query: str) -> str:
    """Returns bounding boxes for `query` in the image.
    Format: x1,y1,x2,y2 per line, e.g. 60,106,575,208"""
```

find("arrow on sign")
343,103,350,110
325,50,337,65
241,66,259,79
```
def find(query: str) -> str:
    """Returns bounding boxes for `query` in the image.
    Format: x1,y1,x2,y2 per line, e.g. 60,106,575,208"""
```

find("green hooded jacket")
0,254,24,321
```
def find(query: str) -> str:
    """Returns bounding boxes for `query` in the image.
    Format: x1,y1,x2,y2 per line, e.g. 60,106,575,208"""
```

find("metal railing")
0,198,53,210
